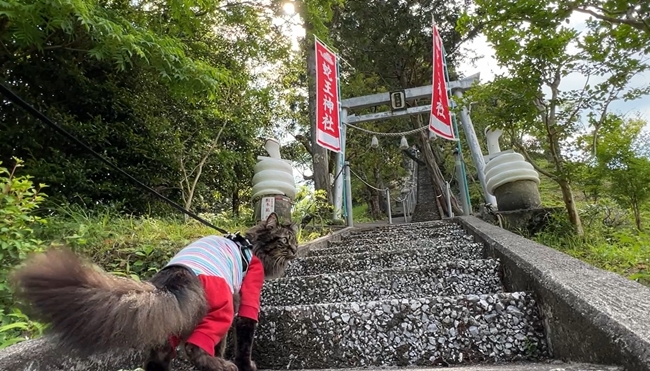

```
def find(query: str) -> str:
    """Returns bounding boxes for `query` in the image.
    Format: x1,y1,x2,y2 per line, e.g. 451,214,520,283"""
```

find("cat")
11,213,299,371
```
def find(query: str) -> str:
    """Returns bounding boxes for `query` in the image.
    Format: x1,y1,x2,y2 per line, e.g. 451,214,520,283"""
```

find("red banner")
315,37,341,153
429,25,455,140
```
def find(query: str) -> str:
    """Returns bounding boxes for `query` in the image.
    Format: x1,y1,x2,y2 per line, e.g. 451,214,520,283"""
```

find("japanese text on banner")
315,38,342,152
429,25,455,141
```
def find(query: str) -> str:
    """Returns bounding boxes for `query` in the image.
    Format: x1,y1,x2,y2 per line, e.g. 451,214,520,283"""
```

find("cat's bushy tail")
11,248,207,355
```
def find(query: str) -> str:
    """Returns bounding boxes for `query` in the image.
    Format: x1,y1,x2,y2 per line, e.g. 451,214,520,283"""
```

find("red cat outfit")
165,235,265,356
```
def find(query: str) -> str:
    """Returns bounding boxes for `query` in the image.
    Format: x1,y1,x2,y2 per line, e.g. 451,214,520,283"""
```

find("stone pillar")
492,180,542,212
254,195,293,223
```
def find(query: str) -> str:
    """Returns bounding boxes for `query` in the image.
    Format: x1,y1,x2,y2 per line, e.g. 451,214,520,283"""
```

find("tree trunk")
633,203,642,231
367,189,382,219
305,31,331,202
232,188,240,217
557,178,584,236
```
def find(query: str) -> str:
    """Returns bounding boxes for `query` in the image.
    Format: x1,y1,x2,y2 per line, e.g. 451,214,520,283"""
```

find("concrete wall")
457,216,650,371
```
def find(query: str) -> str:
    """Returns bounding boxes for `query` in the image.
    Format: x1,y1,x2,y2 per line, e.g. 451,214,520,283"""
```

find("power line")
0,81,231,235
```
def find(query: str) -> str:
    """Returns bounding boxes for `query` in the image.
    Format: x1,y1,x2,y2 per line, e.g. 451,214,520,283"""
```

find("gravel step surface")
348,223,465,240
285,242,484,277
254,292,549,369
314,235,481,257
256,363,621,371
350,220,459,235
262,259,503,306
327,228,472,246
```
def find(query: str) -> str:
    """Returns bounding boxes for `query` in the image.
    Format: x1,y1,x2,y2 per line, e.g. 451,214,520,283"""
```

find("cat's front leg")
233,316,258,371
186,343,238,371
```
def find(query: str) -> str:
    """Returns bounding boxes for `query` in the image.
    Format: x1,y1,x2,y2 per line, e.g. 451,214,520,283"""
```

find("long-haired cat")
11,213,298,371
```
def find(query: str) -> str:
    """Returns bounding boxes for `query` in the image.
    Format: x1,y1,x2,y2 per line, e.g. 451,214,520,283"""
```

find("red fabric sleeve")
237,255,265,322
186,275,234,356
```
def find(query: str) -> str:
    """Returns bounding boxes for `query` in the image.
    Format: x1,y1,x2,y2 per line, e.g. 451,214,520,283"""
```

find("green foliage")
1,0,231,95
292,186,334,227
1,0,295,215
527,163,650,287
0,308,46,349
579,115,650,230
0,158,48,347
459,0,650,234
457,0,650,48
534,201,650,286
352,203,374,223
300,0,344,40
0,159,47,307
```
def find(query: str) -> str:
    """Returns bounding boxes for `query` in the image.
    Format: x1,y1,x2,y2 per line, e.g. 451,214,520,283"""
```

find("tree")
606,157,650,231
344,123,411,219
462,0,650,51
590,115,650,230
460,1,650,236
559,0,650,35
0,0,295,214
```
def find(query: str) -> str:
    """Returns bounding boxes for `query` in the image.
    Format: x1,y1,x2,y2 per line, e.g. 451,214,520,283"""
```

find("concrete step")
262,259,503,306
314,235,481,257
348,220,451,234
346,222,465,240
257,363,622,371
285,241,484,277
254,292,548,369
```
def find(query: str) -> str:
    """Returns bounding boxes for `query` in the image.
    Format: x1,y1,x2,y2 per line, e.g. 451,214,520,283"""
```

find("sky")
456,12,650,125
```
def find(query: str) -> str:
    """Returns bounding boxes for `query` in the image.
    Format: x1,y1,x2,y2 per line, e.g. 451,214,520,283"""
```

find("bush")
0,158,48,346
292,187,334,226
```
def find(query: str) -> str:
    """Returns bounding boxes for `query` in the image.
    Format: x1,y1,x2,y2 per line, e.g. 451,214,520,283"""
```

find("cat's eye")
280,237,288,244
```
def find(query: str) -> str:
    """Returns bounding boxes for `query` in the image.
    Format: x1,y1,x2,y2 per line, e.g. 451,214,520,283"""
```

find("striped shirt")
166,235,254,294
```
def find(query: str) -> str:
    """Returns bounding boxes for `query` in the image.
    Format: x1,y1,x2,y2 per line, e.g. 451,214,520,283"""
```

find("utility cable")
0,81,230,234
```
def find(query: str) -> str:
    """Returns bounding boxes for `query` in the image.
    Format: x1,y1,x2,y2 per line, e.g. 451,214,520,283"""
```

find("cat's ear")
265,213,279,228
288,222,299,234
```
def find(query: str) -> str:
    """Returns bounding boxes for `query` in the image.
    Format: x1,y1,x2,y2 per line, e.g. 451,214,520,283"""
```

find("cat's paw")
185,343,238,371
208,358,238,371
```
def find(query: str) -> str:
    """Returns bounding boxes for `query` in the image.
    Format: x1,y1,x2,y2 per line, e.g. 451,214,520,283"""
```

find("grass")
526,162,650,286
464,158,650,286
353,203,375,223
33,205,323,280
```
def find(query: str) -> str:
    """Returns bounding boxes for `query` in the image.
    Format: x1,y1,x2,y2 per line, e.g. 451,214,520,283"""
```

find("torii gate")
333,73,497,225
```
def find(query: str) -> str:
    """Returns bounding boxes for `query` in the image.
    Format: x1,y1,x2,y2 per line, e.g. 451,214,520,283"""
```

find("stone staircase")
247,220,620,371
0,221,633,371
410,166,441,222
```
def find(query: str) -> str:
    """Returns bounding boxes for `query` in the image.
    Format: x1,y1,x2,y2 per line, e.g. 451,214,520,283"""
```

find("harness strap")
225,232,254,274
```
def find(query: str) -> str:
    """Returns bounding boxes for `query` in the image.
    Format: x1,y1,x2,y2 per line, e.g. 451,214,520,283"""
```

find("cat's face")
245,213,299,279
